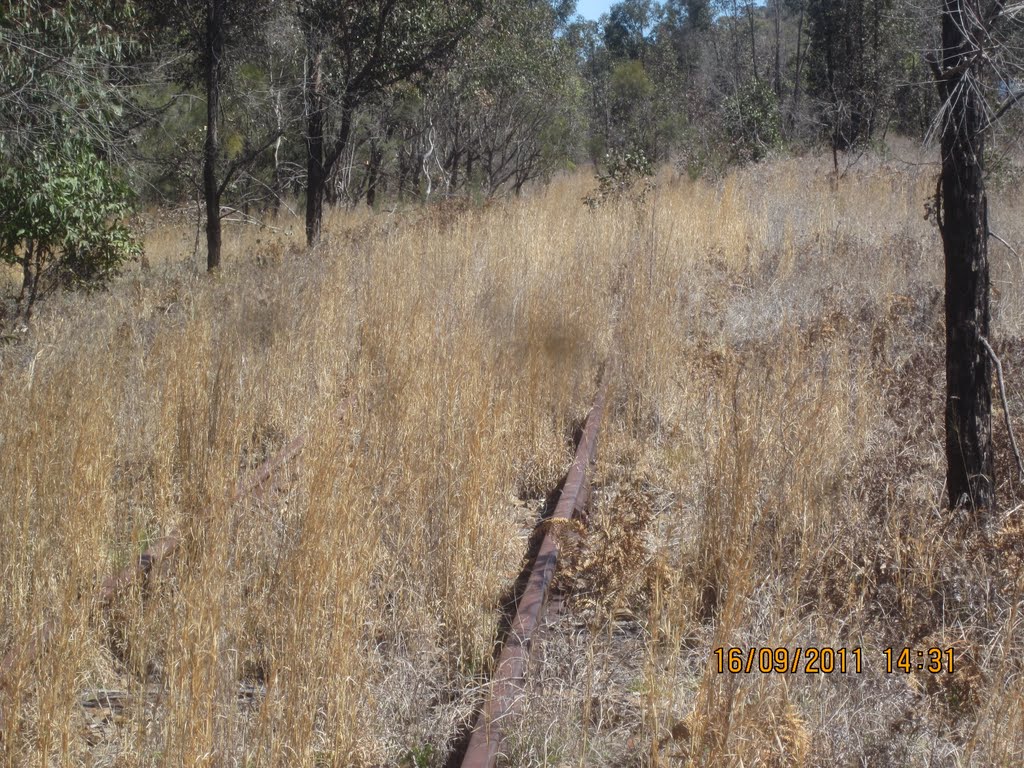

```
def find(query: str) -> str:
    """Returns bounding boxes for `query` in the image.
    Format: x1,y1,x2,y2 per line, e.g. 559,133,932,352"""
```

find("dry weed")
2,150,1023,766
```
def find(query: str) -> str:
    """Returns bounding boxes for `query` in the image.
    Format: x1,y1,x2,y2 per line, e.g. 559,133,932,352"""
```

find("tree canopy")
2,0,1023,313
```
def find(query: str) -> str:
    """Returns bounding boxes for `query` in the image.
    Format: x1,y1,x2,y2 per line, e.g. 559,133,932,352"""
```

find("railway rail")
460,374,610,768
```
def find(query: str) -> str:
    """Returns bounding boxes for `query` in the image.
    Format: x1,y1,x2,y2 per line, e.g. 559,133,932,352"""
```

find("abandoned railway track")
458,373,610,768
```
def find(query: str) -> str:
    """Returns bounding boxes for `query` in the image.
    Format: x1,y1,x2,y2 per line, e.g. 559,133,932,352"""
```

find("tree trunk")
448,119,461,192
272,76,284,215
16,240,36,321
304,28,353,247
728,0,742,89
792,2,805,121
449,146,461,193
397,146,407,201
773,0,782,99
203,0,225,271
411,150,422,197
304,41,326,247
746,0,758,83
366,123,394,208
27,245,42,315
938,0,993,513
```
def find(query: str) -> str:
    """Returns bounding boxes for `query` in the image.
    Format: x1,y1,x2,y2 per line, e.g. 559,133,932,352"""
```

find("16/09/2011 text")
714,647,862,674
713,647,956,674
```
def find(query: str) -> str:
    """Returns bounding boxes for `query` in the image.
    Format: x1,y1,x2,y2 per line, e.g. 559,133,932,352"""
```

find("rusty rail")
0,400,351,736
460,375,610,768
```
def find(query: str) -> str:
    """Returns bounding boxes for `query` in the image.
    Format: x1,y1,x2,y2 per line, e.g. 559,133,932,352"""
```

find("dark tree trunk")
449,147,461,192
203,0,225,271
397,146,407,201
937,0,993,513
793,2,805,118
411,150,422,197
448,119,461,192
773,0,782,99
325,160,339,207
366,124,393,208
304,44,326,247
304,32,353,247
18,242,32,308
16,240,37,321
746,0,758,82
27,246,42,316
728,0,742,88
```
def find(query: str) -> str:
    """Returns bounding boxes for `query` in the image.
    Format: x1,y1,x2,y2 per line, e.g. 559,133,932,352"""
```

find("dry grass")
1,146,1023,766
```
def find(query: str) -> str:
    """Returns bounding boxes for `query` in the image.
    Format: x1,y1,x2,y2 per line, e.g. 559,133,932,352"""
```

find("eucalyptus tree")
805,0,903,154
587,1,692,162
138,0,284,271
604,0,656,61
0,0,141,320
296,0,485,247
928,0,1024,515
433,0,586,196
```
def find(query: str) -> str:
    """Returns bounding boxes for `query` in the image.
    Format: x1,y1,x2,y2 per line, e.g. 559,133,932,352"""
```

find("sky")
575,0,614,21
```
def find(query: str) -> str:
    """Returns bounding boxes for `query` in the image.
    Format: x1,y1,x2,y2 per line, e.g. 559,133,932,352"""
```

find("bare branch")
981,88,1024,133
216,129,284,201
981,336,1024,483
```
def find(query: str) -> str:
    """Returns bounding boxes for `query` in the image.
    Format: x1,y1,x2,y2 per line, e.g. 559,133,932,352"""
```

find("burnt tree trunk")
366,124,393,208
304,33,353,247
203,0,225,271
304,41,326,247
936,0,993,513
16,240,37,320
397,146,408,201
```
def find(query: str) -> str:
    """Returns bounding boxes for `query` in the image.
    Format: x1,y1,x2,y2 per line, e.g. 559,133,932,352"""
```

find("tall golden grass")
1,148,1022,766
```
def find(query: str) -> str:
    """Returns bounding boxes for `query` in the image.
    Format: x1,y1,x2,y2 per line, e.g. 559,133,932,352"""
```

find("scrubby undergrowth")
1,149,1022,766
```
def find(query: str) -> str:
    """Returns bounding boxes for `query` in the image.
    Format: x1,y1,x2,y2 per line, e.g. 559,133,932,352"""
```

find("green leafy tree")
1,140,140,319
451,0,586,195
604,0,655,60
724,79,781,162
583,147,654,208
588,3,688,162
805,0,902,152
609,59,656,151
137,0,282,270
297,0,485,246
0,0,140,321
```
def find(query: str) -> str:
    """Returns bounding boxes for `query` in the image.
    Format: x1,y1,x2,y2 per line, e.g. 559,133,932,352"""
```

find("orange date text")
713,647,863,674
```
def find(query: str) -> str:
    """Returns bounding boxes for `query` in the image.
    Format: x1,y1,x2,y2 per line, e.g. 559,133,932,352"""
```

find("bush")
0,139,140,320
723,80,782,164
584,148,655,209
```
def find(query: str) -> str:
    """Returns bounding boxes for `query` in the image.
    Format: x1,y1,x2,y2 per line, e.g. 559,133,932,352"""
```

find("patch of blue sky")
575,0,615,21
